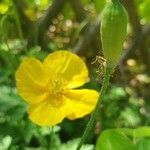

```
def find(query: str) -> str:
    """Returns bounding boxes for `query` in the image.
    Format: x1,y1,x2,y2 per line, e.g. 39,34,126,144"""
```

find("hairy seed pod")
100,0,128,66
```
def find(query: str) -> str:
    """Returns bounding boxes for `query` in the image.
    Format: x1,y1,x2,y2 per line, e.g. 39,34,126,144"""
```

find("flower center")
46,74,67,107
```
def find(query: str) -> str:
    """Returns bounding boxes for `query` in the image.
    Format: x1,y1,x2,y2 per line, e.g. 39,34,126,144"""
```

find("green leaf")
114,128,134,137
134,126,150,138
0,86,26,113
135,138,150,150
103,126,150,139
60,138,94,150
95,130,135,150
0,136,12,150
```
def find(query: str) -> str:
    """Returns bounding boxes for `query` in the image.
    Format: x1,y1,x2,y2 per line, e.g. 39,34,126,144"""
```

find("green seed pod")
100,0,128,66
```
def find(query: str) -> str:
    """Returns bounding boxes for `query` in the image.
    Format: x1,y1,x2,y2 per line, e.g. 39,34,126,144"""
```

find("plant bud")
100,0,128,66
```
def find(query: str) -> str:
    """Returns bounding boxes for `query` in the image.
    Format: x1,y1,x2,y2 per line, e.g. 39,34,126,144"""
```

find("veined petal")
15,58,49,104
43,50,88,88
28,97,72,126
65,89,99,120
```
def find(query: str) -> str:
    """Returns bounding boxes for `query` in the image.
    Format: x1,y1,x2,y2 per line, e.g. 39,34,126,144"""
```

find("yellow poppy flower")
15,50,99,126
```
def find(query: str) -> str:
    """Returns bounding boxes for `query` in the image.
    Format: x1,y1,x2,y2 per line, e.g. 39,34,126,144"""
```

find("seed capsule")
100,0,128,66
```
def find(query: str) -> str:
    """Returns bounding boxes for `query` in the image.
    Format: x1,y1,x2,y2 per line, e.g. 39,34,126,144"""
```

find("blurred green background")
0,0,150,149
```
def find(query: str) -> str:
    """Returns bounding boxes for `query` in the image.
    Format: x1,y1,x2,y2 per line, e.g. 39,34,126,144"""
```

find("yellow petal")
28,97,72,126
65,89,99,120
15,58,49,104
43,50,88,88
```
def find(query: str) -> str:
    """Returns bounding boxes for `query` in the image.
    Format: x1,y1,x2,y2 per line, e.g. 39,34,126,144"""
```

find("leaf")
0,86,26,113
60,138,94,150
95,130,135,150
115,128,134,137
134,126,150,138
104,127,150,139
135,138,150,150
119,107,141,126
0,136,12,150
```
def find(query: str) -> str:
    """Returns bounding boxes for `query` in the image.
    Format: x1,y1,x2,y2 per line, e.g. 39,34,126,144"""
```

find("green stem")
13,5,24,40
76,63,113,150
13,3,28,53
49,126,54,150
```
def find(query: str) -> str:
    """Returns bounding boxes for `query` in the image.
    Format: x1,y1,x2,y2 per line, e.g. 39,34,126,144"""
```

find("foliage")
96,127,150,150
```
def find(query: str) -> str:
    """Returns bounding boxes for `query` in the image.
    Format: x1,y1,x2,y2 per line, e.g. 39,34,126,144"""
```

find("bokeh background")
0,0,150,149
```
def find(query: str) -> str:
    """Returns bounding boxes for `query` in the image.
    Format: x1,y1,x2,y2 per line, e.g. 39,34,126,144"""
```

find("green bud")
100,0,128,66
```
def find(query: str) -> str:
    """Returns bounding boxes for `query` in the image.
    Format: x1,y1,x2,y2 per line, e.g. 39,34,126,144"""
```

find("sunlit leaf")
95,130,135,150
0,136,12,150
134,126,150,138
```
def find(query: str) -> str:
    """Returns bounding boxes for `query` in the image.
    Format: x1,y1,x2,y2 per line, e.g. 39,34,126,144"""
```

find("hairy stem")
76,63,113,150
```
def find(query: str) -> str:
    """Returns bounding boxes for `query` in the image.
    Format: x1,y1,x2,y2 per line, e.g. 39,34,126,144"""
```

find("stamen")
46,74,68,107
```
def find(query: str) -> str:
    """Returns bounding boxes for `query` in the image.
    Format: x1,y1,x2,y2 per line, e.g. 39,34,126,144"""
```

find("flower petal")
15,58,49,104
43,50,88,88
65,89,99,120
28,98,72,126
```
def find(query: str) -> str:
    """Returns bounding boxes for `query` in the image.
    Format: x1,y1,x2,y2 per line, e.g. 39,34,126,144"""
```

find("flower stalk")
76,63,113,150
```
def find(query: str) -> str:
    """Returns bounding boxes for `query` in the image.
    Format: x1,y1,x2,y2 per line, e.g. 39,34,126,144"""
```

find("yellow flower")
15,50,99,126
